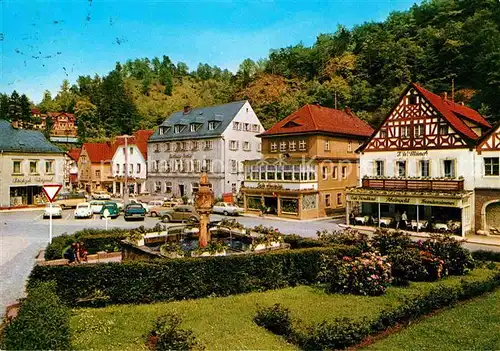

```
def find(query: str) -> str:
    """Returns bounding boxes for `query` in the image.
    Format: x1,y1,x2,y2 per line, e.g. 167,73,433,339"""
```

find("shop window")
29,161,38,174
267,165,276,180
420,160,430,177
293,165,301,181
484,157,499,176
281,198,298,214
325,194,331,207
337,193,342,205
276,166,283,180
396,161,406,177
284,165,293,180
248,196,262,210
13,160,22,174
251,165,259,180
309,165,316,180
443,159,455,178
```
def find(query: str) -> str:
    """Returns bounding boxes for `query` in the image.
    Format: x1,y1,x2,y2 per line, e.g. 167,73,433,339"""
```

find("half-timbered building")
475,122,500,235
347,83,493,236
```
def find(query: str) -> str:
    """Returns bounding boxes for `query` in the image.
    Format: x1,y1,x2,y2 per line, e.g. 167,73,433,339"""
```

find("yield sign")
42,184,63,202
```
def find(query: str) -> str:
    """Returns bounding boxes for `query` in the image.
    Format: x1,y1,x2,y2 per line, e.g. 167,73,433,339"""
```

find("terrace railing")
362,177,464,191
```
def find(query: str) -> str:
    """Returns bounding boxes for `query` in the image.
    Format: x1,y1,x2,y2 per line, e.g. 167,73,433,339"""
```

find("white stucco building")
148,101,264,198
111,130,153,195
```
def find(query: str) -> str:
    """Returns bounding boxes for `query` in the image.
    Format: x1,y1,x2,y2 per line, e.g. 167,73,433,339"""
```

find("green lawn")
70,269,495,350
364,288,500,351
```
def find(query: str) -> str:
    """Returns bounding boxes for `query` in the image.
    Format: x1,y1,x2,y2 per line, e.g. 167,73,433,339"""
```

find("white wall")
359,149,476,190
112,144,147,180
474,150,500,189
221,101,264,194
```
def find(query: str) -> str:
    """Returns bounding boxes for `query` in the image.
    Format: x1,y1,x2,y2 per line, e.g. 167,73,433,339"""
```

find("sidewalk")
339,224,500,248
0,206,44,213
241,212,344,222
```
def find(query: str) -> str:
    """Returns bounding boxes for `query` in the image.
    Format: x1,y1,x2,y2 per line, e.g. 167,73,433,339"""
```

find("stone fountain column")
195,172,214,248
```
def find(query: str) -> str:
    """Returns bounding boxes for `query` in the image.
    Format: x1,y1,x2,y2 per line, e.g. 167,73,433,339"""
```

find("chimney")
460,101,465,106
11,120,20,129
183,105,191,114
344,106,352,114
441,92,448,100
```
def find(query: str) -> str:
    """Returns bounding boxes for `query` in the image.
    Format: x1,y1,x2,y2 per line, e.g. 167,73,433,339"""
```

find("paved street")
1,209,499,316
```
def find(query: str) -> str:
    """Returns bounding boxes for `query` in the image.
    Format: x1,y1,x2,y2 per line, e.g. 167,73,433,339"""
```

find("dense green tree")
19,94,32,124
0,93,9,120
8,91,22,122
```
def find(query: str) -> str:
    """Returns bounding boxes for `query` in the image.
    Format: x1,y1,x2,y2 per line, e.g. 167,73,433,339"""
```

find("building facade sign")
396,150,429,157
12,176,55,184
347,193,461,207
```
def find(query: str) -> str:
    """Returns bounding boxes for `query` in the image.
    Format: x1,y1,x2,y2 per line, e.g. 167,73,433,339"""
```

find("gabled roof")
113,130,154,159
0,120,63,154
412,83,490,140
476,121,500,149
82,142,113,163
259,104,374,138
67,148,81,161
149,101,247,142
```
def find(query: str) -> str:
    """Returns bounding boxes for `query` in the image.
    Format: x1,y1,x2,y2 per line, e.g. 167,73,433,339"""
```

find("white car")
43,203,62,218
92,191,111,200
89,200,105,214
212,202,244,216
74,202,93,219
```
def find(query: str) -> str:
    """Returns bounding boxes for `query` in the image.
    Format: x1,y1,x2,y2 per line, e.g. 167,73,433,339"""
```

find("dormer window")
159,127,166,135
208,121,217,131
174,125,184,134
190,123,200,132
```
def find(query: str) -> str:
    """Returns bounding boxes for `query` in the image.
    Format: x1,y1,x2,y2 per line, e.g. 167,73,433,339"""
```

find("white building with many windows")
147,101,264,198
347,83,495,236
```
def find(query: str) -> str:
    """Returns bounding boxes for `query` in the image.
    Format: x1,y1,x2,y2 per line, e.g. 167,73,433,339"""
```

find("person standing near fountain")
195,171,215,248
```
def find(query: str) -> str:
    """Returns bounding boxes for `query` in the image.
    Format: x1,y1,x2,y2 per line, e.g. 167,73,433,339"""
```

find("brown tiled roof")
82,142,113,163
259,104,374,138
112,130,154,159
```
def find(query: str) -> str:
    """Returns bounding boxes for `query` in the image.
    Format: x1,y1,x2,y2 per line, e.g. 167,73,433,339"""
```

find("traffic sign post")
42,184,62,244
102,208,110,230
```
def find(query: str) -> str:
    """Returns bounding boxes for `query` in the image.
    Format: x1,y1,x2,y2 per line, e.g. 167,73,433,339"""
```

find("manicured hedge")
0,281,70,350
44,226,165,260
282,234,325,249
472,250,500,262
29,245,360,306
255,272,500,351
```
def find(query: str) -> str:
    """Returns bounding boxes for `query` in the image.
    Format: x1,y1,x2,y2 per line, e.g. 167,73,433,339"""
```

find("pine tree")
8,91,22,122
0,93,9,120
19,94,32,125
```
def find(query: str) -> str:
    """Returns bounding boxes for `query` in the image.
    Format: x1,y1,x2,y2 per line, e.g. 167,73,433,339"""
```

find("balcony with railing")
361,177,464,191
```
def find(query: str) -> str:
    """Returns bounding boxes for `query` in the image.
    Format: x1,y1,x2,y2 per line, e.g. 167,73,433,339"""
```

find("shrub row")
44,225,165,260
282,234,325,249
0,281,70,350
29,245,360,306
472,250,500,262
255,271,500,351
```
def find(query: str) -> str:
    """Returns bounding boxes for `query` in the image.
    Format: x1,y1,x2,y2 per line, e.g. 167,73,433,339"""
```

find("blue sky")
1,0,420,102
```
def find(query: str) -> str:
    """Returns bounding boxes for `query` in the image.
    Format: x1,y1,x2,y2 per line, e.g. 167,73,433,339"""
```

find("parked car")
92,191,111,200
74,202,93,219
54,192,86,209
110,200,124,211
148,200,165,217
124,203,146,221
43,203,62,219
130,199,149,213
100,202,120,219
212,202,244,216
89,200,105,214
160,205,200,223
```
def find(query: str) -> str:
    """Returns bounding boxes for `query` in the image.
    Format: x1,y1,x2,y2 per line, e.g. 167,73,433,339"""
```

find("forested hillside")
1,0,499,141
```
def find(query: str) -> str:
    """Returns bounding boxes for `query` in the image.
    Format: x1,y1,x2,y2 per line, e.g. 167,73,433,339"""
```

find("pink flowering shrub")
319,252,392,296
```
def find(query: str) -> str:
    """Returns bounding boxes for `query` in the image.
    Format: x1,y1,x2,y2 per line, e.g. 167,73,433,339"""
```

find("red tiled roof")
82,142,113,163
67,148,81,161
260,104,374,138
412,83,490,140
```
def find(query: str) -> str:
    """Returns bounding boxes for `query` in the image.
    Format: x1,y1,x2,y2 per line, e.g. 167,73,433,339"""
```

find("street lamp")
116,135,131,205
